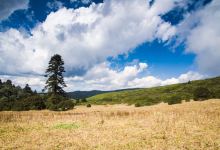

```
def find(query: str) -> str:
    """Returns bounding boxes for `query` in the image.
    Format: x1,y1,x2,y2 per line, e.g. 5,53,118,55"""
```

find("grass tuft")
52,123,79,130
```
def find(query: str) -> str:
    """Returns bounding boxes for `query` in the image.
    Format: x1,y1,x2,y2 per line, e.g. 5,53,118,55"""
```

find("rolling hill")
87,76,220,106
67,90,108,100
67,88,141,100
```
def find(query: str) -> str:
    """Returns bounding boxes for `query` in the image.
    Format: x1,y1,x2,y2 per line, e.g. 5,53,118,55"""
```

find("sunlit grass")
0,99,220,149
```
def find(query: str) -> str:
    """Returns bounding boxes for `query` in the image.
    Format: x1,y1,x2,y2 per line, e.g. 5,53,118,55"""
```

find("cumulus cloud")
59,63,203,91
178,0,220,75
0,0,177,75
0,0,29,21
0,75,45,91
0,0,209,91
47,0,64,10
0,63,204,91
65,62,148,91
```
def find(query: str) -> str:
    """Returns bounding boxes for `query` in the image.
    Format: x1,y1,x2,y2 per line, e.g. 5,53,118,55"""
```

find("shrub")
135,103,141,107
193,87,212,101
57,100,74,111
75,99,80,104
81,98,87,103
12,100,30,111
213,89,220,98
86,104,91,107
102,97,112,102
46,95,74,111
46,94,66,110
12,95,46,111
167,95,182,105
26,95,46,110
0,99,13,111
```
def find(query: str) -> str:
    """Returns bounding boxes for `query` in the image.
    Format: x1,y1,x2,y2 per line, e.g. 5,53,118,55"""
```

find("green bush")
12,95,46,111
0,100,13,111
167,95,182,105
12,100,30,111
213,89,220,98
86,104,91,107
26,95,46,110
81,98,87,103
46,94,65,110
46,95,74,111
193,87,212,101
102,97,112,102
57,100,74,111
135,103,141,107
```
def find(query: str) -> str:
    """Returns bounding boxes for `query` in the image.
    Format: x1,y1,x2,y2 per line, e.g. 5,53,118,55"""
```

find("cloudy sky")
0,0,219,91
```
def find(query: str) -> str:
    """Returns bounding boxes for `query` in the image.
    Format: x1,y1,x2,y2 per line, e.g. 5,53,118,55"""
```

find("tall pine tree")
45,54,66,96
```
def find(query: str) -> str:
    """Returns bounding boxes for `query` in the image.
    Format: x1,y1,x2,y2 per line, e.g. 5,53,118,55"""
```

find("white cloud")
127,71,204,89
0,75,45,91
0,0,209,92
0,0,29,21
0,62,204,91
65,62,149,91
66,63,204,91
0,0,177,75
178,0,220,75
47,0,64,10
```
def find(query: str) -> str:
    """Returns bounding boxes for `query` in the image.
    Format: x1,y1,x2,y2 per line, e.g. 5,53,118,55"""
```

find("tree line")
0,54,74,111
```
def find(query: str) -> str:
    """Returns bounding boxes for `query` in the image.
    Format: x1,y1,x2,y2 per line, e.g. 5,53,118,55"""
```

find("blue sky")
0,0,219,91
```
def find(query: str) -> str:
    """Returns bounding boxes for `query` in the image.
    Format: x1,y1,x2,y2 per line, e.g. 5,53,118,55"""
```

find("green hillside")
67,88,140,100
87,76,220,106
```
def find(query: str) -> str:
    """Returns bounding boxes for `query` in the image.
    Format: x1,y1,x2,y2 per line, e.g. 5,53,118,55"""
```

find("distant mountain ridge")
67,88,141,100
67,90,108,100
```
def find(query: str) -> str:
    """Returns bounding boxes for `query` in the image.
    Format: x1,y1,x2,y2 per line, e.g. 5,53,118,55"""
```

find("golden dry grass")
0,99,220,150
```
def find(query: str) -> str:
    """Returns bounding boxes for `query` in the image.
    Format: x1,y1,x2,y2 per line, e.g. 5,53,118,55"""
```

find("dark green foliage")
57,100,74,111
46,94,65,110
8,95,46,111
0,79,39,111
67,90,109,100
75,99,80,104
135,103,141,107
167,95,182,105
44,54,73,111
81,98,87,102
0,100,13,111
24,95,46,110
23,84,33,95
45,54,66,96
86,104,91,107
193,87,212,101
46,95,74,111
67,89,140,100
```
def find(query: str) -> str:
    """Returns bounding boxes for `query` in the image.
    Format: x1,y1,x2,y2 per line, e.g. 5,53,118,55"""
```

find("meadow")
0,99,220,150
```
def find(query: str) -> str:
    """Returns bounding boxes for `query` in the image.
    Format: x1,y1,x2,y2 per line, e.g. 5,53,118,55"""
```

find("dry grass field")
0,99,220,150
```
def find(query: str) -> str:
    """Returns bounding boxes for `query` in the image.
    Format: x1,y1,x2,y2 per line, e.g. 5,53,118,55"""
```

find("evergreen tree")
24,84,33,94
45,54,66,96
5,80,12,86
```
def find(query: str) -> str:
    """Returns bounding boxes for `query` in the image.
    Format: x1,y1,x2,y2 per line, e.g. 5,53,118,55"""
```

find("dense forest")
0,79,45,111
